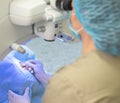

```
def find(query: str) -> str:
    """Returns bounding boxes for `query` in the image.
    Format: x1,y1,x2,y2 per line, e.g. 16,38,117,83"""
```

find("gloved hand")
20,60,51,86
8,87,30,103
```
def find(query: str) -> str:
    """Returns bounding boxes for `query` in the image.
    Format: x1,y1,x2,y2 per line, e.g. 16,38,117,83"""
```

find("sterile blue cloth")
25,37,82,75
0,51,45,103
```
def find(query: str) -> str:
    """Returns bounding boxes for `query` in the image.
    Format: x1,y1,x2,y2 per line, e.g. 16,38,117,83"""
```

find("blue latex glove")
8,87,30,103
20,60,51,86
13,45,36,62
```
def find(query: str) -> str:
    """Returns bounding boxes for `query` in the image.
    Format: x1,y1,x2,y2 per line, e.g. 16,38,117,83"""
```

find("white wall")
0,0,35,60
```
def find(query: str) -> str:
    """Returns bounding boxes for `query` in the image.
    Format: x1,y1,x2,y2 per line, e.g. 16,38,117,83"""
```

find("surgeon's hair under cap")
74,0,120,56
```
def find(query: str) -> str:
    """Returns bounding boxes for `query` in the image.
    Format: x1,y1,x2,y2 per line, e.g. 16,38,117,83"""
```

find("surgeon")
8,0,120,103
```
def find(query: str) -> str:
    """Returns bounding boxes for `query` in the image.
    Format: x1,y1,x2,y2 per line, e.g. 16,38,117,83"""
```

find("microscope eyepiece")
56,0,72,11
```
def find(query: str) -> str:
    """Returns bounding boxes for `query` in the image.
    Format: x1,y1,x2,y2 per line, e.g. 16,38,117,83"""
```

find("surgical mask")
68,13,83,39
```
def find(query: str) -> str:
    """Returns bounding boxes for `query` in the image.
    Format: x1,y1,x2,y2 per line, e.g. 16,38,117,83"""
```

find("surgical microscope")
10,0,71,41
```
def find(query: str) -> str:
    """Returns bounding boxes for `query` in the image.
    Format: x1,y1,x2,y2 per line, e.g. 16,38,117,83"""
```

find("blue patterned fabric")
74,0,120,56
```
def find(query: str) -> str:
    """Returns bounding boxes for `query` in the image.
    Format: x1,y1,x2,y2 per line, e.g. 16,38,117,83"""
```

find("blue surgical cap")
74,0,120,56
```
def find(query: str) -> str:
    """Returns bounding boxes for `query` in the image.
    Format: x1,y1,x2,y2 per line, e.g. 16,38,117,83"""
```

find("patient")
0,45,51,103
